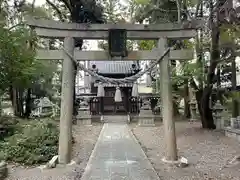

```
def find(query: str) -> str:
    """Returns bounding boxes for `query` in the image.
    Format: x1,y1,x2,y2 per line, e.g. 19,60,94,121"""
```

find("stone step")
103,115,129,123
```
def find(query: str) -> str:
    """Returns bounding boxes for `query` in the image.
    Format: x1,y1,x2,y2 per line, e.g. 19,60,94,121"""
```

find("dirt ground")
5,120,240,180
131,121,240,180
6,122,103,180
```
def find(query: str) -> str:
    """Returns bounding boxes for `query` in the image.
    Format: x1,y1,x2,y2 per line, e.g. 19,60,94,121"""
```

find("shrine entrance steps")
81,123,160,180
102,115,129,123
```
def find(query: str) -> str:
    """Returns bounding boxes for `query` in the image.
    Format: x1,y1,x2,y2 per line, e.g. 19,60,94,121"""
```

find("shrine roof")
89,61,140,74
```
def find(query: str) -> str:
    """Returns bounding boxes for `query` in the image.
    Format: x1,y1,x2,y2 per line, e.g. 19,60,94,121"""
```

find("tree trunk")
231,55,238,117
196,0,220,129
17,89,24,117
0,93,2,117
12,88,24,118
196,89,205,126
71,7,83,117
9,86,13,106
201,87,216,129
12,87,18,116
24,88,32,118
173,100,179,117
196,88,215,129
183,80,190,118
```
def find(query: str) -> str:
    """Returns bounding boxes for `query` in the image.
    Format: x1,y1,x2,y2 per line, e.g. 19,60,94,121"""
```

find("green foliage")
230,91,240,102
0,25,58,101
0,26,38,90
186,0,199,7
21,3,51,18
0,117,20,139
138,40,155,50
101,0,123,23
134,0,178,23
0,1,57,101
0,119,59,165
134,0,150,5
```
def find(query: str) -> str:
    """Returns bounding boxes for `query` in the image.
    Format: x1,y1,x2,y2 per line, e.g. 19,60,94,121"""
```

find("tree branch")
194,0,202,18
31,0,36,12
190,78,199,90
46,0,65,21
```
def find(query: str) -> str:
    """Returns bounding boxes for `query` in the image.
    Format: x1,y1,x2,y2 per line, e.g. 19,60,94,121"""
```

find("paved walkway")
81,123,160,180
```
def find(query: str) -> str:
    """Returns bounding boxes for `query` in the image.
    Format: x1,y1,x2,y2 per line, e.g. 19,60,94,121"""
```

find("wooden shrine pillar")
58,37,75,164
158,38,177,161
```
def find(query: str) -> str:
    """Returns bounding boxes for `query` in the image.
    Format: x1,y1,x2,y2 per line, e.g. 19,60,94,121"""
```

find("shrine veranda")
26,16,202,165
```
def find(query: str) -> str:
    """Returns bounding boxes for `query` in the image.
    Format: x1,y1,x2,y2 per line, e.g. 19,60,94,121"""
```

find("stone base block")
138,117,155,126
154,115,162,121
130,115,138,122
230,118,237,128
189,118,197,122
224,127,240,142
76,117,92,126
91,115,101,122
214,119,225,130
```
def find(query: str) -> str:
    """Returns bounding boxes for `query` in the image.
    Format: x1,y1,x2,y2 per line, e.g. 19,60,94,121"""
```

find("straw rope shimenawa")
62,44,173,101
62,45,172,84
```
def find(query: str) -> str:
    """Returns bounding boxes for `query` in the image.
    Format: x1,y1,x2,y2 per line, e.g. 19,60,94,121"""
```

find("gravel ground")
131,121,240,180
6,122,103,180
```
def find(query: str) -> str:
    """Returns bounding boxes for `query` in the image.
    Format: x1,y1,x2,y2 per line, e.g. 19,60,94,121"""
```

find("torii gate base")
26,17,200,165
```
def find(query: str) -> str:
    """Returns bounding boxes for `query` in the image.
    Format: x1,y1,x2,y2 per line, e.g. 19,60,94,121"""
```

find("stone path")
81,123,160,180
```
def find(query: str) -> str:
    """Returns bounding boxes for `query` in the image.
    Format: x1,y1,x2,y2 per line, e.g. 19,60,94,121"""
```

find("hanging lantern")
114,86,122,102
146,72,152,87
97,82,105,97
131,82,138,97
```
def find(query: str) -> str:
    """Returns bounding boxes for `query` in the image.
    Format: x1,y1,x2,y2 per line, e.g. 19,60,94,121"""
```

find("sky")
34,0,46,6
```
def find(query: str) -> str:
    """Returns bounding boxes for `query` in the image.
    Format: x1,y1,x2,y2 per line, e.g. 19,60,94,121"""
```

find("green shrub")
0,119,59,165
0,117,20,139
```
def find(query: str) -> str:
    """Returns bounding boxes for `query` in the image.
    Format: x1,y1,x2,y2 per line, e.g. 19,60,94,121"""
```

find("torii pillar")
158,38,178,161
58,37,75,164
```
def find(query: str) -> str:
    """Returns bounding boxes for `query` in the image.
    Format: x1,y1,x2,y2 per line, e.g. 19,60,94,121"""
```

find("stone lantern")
213,100,224,130
76,98,92,125
189,96,197,121
138,98,155,126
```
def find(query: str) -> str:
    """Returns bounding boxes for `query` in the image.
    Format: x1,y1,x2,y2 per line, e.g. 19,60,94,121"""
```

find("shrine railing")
87,96,160,115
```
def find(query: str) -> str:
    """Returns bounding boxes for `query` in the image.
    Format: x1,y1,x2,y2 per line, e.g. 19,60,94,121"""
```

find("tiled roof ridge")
89,61,140,74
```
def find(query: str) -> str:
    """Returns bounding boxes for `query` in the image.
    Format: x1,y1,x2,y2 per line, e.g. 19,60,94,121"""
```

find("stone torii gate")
26,17,200,165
